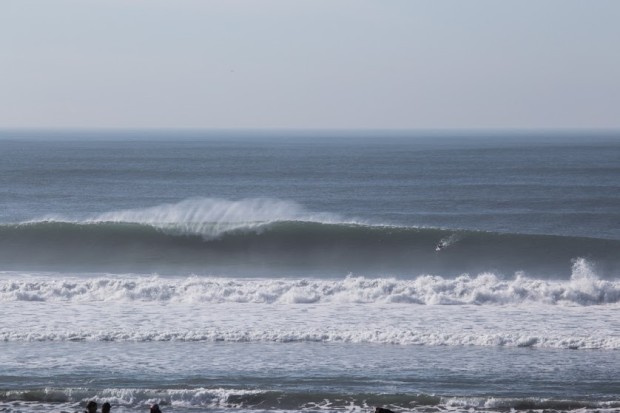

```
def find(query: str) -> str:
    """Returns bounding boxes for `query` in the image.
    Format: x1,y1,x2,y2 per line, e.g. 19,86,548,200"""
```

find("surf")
3,387,618,412
1,259,618,306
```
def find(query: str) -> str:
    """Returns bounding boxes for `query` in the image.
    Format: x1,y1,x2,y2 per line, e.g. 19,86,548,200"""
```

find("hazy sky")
1,0,619,130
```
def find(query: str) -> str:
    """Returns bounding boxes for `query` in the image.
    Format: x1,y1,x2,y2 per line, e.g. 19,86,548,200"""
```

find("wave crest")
36,197,347,239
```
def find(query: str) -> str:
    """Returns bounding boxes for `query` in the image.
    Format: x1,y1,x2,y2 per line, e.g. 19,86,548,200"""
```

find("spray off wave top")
36,197,348,239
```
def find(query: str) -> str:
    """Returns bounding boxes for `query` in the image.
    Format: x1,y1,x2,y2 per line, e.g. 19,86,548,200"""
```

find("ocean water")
1,130,620,413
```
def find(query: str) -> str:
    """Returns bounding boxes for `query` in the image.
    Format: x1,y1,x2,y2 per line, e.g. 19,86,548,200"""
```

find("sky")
1,0,619,130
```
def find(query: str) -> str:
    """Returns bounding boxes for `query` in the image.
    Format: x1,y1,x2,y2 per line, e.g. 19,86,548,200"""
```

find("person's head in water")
150,404,162,413
86,401,97,413
102,402,111,413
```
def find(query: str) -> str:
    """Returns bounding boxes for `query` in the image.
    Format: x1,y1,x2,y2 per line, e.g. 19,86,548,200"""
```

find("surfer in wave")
435,233,460,252
435,241,446,251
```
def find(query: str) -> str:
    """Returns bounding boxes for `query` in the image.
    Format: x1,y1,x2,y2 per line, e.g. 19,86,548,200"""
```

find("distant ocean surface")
1,130,620,413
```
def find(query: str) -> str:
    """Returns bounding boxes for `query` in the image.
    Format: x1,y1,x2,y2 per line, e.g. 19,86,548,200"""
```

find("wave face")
1,198,619,277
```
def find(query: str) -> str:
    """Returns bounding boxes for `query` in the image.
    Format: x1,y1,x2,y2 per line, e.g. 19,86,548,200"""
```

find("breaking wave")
2,387,620,412
1,259,618,305
1,198,618,277
34,197,347,239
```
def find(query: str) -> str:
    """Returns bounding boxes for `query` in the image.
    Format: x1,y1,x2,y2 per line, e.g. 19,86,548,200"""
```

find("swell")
1,387,618,411
0,220,618,277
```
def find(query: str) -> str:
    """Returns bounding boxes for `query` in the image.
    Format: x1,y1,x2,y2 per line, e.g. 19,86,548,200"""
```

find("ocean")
1,129,619,413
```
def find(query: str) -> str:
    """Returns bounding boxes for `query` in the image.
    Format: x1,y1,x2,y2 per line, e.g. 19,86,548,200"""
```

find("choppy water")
1,130,619,413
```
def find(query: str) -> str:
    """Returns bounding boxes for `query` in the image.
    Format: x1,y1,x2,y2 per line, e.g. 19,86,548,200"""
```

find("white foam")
1,260,618,305
1,328,619,349
98,387,268,409
3,389,620,413
1,387,269,409
3,260,619,349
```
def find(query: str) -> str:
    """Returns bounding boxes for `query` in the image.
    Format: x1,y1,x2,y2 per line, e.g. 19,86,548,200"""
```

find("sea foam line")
1,328,618,349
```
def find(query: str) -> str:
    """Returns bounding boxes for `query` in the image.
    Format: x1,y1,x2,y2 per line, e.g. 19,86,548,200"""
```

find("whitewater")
1,257,619,306
1,131,620,413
